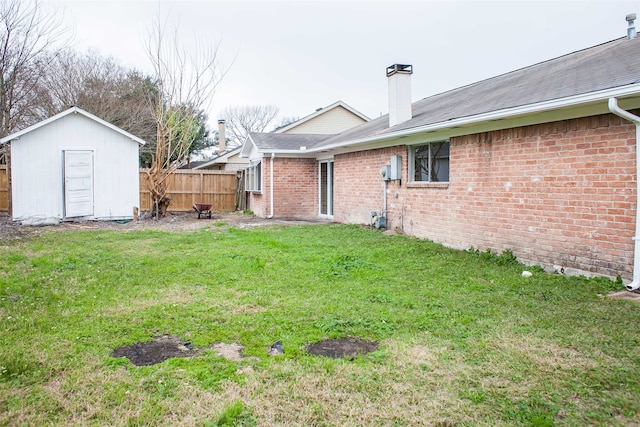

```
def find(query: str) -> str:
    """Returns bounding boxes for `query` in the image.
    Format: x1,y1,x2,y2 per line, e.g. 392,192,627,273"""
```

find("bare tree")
145,18,227,217
220,105,280,146
39,50,159,154
0,0,68,216
0,0,68,138
274,115,299,131
37,50,132,116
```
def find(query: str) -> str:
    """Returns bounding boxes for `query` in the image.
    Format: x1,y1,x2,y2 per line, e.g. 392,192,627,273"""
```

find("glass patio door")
319,161,333,216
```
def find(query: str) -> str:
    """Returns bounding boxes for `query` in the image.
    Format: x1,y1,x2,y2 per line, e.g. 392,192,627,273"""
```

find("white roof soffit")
239,134,256,158
0,106,147,145
306,84,640,153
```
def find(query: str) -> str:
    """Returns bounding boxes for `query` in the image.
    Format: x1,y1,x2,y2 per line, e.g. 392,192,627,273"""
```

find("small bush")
495,249,519,266
467,247,520,266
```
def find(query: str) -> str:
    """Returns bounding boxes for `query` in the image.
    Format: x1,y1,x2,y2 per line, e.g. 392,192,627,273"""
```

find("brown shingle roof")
248,37,640,153
319,36,640,147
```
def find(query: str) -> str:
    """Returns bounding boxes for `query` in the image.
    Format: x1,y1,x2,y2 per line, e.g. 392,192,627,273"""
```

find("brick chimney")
218,119,226,153
386,64,413,127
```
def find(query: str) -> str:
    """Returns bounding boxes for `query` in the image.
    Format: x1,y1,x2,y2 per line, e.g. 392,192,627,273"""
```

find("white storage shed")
0,107,146,222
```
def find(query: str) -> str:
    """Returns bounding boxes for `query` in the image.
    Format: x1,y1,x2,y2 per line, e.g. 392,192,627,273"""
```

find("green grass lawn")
0,224,638,426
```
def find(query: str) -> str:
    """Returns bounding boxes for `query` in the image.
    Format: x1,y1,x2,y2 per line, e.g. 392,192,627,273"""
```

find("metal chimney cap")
627,13,637,39
386,64,413,77
217,119,226,124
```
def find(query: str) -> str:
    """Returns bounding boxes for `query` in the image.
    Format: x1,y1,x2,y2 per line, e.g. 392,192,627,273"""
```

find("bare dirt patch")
0,212,41,242
111,335,199,366
608,290,640,301
212,342,245,361
306,337,378,358
0,211,331,241
111,336,250,366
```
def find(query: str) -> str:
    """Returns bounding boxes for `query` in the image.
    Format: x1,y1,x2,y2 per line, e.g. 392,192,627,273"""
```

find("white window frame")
245,160,262,192
409,140,450,183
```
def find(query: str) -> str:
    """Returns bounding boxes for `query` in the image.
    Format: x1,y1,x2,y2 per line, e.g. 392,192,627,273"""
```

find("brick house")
241,34,640,287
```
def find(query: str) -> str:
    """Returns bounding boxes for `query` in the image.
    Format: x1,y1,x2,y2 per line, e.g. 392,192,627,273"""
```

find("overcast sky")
49,0,640,126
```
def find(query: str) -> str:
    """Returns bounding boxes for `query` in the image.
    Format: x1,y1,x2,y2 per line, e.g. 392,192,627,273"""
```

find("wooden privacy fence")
140,169,237,212
0,167,237,213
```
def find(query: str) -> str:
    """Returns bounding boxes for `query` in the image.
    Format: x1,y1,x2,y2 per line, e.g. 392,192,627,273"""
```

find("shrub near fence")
0,167,237,213
139,169,237,212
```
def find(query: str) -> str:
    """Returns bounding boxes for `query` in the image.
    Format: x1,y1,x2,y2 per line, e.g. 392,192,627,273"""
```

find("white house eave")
307,84,640,153
239,134,255,158
0,106,147,145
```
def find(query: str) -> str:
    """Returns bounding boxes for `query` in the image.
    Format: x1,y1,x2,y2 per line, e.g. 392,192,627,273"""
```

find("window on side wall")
245,160,262,192
410,140,450,182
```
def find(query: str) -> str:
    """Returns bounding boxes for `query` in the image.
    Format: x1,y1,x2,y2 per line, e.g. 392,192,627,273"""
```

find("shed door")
64,150,94,218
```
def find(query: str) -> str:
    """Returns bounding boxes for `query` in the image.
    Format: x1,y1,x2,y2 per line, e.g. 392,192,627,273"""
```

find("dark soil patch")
306,337,378,358
111,336,249,366
111,335,198,366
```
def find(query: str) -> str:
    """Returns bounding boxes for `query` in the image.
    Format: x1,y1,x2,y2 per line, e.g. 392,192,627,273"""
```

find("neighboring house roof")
179,160,210,169
0,106,147,145
192,145,243,169
274,100,370,134
240,101,368,157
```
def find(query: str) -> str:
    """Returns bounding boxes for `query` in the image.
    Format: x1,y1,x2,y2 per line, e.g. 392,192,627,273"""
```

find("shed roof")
0,106,147,145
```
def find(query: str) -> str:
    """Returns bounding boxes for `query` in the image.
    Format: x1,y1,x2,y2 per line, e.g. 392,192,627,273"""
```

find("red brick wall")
333,113,637,279
247,158,268,217
272,157,317,218
247,157,318,218
333,146,406,225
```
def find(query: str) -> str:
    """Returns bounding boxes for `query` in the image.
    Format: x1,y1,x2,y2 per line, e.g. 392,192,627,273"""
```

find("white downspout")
267,153,275,219
608,97,640,291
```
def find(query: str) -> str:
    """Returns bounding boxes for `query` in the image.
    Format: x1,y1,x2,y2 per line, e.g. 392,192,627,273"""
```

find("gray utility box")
389,155,402,180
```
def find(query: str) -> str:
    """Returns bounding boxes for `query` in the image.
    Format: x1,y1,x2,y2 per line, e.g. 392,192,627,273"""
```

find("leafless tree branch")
220,105,281,146
144,16,228,217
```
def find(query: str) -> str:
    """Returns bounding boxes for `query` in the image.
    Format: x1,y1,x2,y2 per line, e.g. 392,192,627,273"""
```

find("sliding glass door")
319,161,333,216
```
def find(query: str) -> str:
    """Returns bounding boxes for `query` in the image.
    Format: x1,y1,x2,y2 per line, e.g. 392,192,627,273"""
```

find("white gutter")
249,85,640,159
257,84,640,156
319,84,640,151
608,97,640,291
267,153,275,219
